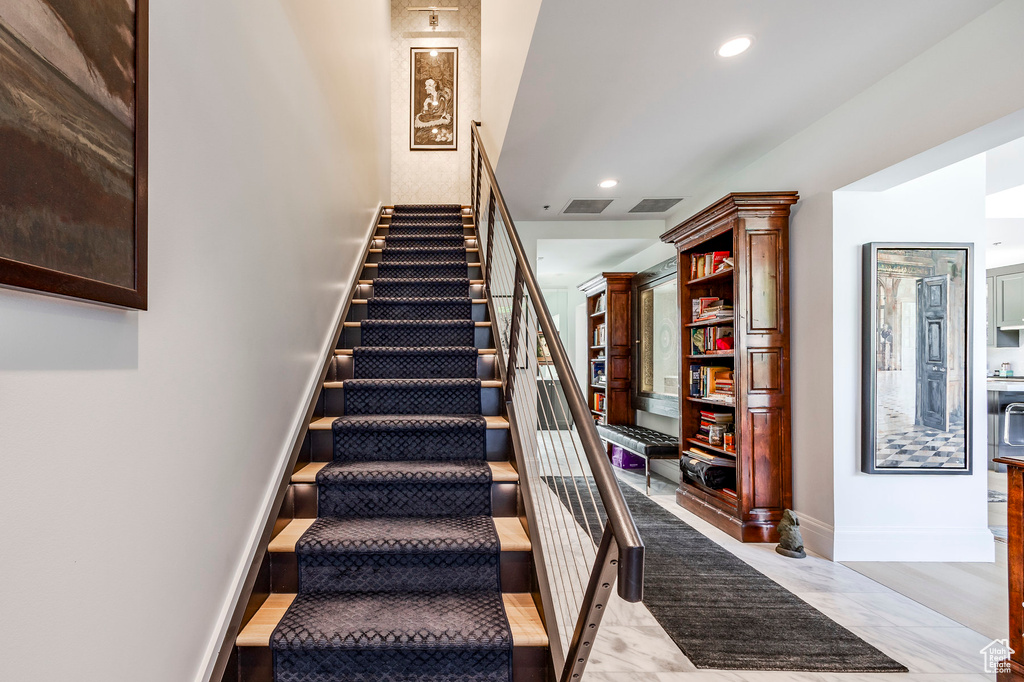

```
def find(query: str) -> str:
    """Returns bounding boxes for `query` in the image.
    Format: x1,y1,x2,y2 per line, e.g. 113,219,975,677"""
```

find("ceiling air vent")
629,198,683,213
562,199,613,215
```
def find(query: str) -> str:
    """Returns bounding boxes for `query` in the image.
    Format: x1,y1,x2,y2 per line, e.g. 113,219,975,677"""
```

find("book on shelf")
590,359,606,386
690,325,734,354
594,293,606,313
593,392,606,412
685,446,737,468
691,296,718,321
690,296,733,322
696,410,734,447
690,251,732,279
688,364,735,401
593,323,607,346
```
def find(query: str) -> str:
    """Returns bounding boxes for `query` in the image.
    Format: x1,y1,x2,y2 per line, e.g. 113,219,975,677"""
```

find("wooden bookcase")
661,192,797,543
579,273,634,426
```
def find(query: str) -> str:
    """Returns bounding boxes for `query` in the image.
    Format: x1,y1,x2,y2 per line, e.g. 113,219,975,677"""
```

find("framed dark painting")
862,243,973,474
0,0,149,309
410,46,457,151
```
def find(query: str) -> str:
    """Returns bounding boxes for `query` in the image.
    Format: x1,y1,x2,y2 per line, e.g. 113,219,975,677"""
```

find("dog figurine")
776,509,806,559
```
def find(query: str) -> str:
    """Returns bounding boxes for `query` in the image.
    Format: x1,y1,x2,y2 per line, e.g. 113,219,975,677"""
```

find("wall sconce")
408,5,459,31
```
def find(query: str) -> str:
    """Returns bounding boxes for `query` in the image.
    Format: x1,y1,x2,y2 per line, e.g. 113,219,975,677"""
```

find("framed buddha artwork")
410,47,457,151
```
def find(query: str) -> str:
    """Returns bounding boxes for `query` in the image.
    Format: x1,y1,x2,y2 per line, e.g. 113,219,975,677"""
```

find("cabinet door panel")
997,273,1024,327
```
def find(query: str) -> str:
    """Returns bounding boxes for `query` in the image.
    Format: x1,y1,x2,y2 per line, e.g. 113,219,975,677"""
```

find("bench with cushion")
595,424,679,494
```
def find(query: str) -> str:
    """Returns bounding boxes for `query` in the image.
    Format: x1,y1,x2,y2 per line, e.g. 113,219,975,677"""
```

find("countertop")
988,378,1024,392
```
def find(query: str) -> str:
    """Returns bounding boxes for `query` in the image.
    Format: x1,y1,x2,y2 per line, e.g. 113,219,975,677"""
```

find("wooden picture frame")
862,242,974,475
0,0,148,309
632,257,680,418
410,46,457,151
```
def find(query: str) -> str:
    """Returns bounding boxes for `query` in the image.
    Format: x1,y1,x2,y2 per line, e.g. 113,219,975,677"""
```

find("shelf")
687,351,734,360
590,357,607,363
590,310,606,318
590,345,605,350
590,384,606,391
686,317,734,328
685,438,736,458
679,476,738,507
686,396,735,408
686,267,734,286
591,409,605,416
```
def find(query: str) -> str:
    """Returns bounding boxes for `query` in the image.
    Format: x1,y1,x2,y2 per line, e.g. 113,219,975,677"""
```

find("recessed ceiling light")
716,35,753,58
599,179,618,189
429,49,438,57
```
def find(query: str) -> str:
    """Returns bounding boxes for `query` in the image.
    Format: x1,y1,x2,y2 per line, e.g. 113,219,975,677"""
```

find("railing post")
474,156,484,226
484,190,496,290
470,132,477,213
560,527,620,682
504,266,525,399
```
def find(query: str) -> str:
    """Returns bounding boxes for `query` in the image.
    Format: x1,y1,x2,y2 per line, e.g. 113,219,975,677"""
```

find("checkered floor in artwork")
876,423,966,469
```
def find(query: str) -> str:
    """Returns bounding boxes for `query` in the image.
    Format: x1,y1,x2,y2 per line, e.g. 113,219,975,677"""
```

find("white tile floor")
563,467,1001,681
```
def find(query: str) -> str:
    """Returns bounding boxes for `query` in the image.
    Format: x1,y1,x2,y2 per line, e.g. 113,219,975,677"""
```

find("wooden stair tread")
268,518,316,552
503,593,548,647
237,593,545,648
236,593,296,646
344,321,491,327
292,460,516,484
336,348,497,355
323,379,501,389
269,516,529,553
309,415,509,430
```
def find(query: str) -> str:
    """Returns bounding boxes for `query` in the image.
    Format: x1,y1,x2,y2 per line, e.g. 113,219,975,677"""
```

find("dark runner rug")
272,204,512,682
372,278,471,298
545,476,907,672
352,347,478,379
272,592,511,682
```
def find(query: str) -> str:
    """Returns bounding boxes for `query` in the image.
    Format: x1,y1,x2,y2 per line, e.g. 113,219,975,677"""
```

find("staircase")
227,205,549,682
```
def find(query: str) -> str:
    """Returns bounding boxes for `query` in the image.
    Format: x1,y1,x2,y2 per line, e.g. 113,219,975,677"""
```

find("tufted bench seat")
596,424,679,494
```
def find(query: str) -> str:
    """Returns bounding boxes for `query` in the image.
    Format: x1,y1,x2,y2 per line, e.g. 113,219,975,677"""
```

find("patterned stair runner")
270,205,513,682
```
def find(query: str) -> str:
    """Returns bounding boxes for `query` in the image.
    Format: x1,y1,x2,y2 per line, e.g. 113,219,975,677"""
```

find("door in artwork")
916,275,950,431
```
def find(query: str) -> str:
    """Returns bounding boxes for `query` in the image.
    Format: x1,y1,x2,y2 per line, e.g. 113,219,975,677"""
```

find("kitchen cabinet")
997,272,1024,328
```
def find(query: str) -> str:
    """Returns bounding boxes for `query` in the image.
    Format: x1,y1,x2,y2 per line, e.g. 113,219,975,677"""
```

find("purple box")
610,445,645,470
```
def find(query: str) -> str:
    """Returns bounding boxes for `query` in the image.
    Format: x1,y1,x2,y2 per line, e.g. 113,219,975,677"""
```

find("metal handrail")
470,121,645,682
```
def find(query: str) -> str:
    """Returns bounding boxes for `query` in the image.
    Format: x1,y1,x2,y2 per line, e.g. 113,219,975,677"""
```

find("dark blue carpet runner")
271,205,513,682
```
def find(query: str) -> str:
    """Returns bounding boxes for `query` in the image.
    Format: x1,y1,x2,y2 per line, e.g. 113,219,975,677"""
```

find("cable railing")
469,121,644,681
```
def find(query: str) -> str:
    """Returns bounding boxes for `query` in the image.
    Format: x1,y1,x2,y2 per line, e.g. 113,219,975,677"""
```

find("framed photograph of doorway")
862,242,973,475
410,46,457,151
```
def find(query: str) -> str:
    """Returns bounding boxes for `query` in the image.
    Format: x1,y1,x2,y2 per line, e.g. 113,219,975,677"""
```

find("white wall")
391,0,480,204
833,156,992,562
479,0,543,161
0,1,390,680
647,0,1024,559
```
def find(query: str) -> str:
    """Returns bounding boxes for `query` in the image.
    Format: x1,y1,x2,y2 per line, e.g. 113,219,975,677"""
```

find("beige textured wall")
391,0,481,204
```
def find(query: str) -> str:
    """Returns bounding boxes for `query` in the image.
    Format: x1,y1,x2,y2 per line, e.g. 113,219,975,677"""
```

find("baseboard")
793,512,835,560
193,203,382,682
833,525,996,562
649,459,680,483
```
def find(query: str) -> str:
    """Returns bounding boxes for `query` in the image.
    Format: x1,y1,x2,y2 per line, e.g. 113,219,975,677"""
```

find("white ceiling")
536,238,658,286
497,0,999,222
